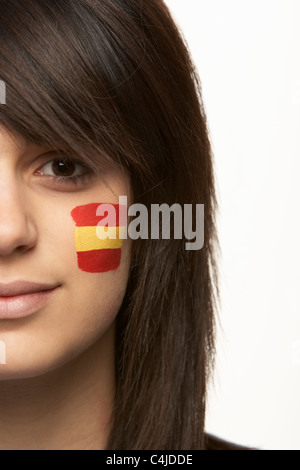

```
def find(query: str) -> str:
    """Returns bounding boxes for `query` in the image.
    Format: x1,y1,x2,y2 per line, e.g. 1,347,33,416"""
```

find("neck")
0,325,115,450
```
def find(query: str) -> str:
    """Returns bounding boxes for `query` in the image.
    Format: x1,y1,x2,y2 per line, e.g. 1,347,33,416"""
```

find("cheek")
71,203,127,274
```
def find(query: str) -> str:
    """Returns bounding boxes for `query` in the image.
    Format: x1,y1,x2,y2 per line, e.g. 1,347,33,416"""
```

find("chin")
0,336,80,382
0,351,65,381
0,364,49,381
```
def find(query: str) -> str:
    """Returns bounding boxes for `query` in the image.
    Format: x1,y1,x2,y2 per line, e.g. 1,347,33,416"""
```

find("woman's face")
0,124,132,380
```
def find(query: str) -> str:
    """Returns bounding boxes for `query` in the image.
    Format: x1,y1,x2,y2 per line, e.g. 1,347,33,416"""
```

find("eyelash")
35,157,94,187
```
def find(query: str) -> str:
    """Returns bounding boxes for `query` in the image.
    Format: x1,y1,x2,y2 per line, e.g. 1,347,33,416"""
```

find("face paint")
71,203,127,273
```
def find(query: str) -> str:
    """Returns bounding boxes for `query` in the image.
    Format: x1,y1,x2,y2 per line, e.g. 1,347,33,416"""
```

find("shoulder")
204,433,256,450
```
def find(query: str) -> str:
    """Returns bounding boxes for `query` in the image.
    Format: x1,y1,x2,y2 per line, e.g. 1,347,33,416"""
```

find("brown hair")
0,0,219,449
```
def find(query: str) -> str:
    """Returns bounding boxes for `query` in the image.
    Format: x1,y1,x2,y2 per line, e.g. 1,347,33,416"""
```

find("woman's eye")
34,157,94,189
37,158,85,178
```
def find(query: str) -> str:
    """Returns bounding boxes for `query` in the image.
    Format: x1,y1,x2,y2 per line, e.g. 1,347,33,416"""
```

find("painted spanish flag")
71,203,127,273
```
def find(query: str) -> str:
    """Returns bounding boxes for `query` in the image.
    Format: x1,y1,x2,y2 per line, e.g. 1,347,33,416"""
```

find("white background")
164,0,300,450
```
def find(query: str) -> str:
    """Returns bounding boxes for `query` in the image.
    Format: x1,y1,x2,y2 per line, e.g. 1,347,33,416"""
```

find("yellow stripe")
75,226,125,252
96,225,127,241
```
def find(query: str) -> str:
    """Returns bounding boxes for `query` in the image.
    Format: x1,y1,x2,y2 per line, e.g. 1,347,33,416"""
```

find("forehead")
0,123,49,155
0,123,26,149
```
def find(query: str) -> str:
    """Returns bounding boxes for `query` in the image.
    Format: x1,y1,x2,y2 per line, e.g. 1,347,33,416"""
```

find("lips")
0,281,60,320
0,281,59,297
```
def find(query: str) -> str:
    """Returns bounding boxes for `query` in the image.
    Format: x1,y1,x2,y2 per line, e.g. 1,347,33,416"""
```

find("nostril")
0,174,38,257
16,244,35,253
0,220,38,256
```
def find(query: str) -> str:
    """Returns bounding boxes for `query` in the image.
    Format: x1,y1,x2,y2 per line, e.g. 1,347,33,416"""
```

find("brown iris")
52,159,76,177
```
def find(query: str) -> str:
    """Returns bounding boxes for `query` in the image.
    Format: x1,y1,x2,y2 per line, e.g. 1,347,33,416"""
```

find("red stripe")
76,249,122,273
71,203,127,227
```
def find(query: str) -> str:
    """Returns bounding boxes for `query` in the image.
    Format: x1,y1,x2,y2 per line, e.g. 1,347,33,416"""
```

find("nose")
0,176,38,257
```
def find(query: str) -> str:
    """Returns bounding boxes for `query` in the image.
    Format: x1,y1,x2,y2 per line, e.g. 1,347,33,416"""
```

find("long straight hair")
0,0,219,449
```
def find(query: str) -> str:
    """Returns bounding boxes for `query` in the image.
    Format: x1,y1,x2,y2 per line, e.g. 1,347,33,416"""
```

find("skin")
0,124,132,450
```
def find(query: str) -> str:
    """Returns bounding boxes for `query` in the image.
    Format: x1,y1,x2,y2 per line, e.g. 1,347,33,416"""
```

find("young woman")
0,0,242,450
